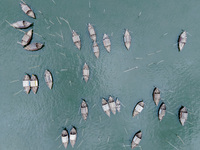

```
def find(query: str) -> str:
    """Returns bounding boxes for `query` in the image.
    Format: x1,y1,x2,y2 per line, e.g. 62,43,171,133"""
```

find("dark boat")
11,21,32,29
179,106,188,126
108,96,116,115
178,31,187,51
20,2,36,19
83,63,89,83
93,41,99,58
21,29,33,46
24,43,44,51
102,98,110,117
23,74,31,94
103,34,111,53
72,30,81,50
132,101,144,117
70,127,77,148
152,87,161,106
44,70,53,89
124,29,131,50
88,23,96,41
116,98,121,112
158,102,166,121
131,130,142,149
81,100,88,120
30,74,38,94
61,128,69,149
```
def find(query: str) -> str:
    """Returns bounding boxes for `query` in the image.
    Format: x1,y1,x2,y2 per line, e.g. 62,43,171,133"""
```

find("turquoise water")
1,0,200,149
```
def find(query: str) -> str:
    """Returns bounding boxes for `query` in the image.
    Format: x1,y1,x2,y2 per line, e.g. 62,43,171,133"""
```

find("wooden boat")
81,100,88,120
30,74,38,94
124,29,131,50
20,2,36,19
132,101,144,117
102,98,110,117
158,102,166,121
179,106,188,126
70,127,77,148
93,41,99,58
72,30,81,50
24,43,43,51
11,21,32,29
152,87,161,106
116,98,121,112
108,96,116,115
23,74,31,94
61,128,69,149
103,34,111,53
21,29,33,46
178,31,187,51
83,63,89,83
131,131,142,149
44,70,53,89
88,23,96,41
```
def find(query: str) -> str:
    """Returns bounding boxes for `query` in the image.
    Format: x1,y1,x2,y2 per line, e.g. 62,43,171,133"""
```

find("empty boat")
70,127,77,148
12,21,32,29
88,23,96,41
124,29,131,50
21,29,33,46
102,98,110,117
23,74,31,94
158,102,166,121
93,41,99,58
81,100,88,120
24,43,43,51
44,70,53,89
132,101,144,117
116,98,121,112
108,96,116,115
179,106,188,126
178,31,187,51
131,131,142,149
20,2,36,19
61,128,69,149
83,63,89,83
103,34,111,53
152,87,161,106
30,74,38,94
72,30,81,50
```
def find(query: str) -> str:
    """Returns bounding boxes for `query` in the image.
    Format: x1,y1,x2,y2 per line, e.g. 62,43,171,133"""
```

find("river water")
0,0,200,150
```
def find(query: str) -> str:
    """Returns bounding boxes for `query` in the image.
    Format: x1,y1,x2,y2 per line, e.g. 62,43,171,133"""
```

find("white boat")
61,129,69,149
103,34,111,53
131,131,142,149
108,96,116,115
72,30,81,50
88,23,96,41
132,101,144,117
44,70,53,89
12,21,32,29
93,41,99,58
81,100,88,120
179,106,188,126
21,29,33,46
178,31,187,51
23,74,31,94
83,63,89,83
158,102,166,121
124,29,131,50
20,2,36,19
70,127,77,148
102,98,110,117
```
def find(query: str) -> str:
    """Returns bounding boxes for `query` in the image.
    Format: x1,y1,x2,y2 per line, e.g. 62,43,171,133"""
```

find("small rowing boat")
158,102,166,121
72,30,81,50
11,21,32,29
81,100,88,120
131,131,142,149
70,127,77,148
152,87,161,106
88,23,96,41
23,74,31,94
61,128,69,149
102,98,110,117
179,106,188,126
132,101,144,117
30,74,38,94
44,70,53,89
124,29,131,50
20,2,36,19
178,31,187,51
21,29,33,46
93,41,99,58
24,43,44,51
103,34,111,53
116,98,121,112
108,96,116,115
83,63,89,83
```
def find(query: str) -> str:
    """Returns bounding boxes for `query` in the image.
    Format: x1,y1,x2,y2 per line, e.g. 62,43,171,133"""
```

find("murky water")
0,0,200,149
